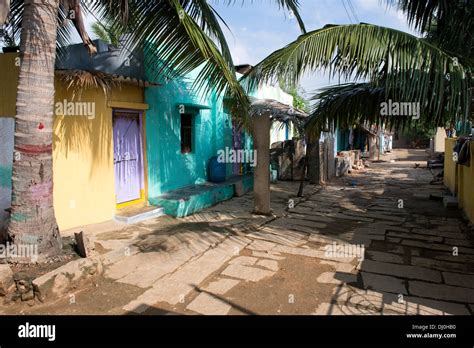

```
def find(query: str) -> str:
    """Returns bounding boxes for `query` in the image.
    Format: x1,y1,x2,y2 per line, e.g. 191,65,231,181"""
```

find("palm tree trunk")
368,134,378,161
252,113,271,215
7,0,62,262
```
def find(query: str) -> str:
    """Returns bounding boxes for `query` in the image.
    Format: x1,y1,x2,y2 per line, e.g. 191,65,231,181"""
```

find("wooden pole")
252,112,271,215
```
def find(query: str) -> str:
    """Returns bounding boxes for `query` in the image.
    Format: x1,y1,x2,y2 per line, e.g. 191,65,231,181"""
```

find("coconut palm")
1,0,306,261
239,0,473,212
304,1,474,136
243,0,473,138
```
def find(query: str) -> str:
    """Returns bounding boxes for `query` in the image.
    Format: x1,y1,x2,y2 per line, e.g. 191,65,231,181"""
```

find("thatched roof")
56,69,158,99
250,98,308,122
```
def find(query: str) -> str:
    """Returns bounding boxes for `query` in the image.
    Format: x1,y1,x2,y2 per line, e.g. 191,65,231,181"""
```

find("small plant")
91,22,122,48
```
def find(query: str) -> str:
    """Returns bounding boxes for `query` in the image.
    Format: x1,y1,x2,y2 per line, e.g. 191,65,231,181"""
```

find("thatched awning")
56,69,159,89
250,98,308,123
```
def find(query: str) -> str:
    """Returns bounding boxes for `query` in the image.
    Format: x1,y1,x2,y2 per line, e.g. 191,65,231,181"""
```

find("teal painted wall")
145,66,233,198
0,118,14,225
144,63,294,201
0,165,11,188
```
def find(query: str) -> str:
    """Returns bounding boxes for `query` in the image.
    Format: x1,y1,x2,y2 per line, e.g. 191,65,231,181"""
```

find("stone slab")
442,272,474,289
247,240,277,251
273,245,356,263
411,257,472,274
409,281,474,303
359,260,442,283
251,251,285,261
366,251,404,264
203,278,240,295
387,231,443,243
256,259,279,272
403,296,470,315
229,256,258,266
186,293,232,315
361,272,407,295
123,236,250,309
221,264,275,282
317,272,357,285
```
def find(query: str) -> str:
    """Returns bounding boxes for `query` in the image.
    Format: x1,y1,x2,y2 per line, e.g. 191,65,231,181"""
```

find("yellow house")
0,52,154,231
444,138,474,223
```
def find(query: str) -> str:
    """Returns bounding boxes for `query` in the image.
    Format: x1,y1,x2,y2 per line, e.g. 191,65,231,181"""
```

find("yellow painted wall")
444,138,474,224
444,138,457,194
457,142,474,223
53,81,146,230
0,53,19,118
0,53,147,230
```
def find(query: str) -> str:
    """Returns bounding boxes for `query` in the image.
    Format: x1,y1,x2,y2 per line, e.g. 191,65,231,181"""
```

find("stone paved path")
4,149,474,315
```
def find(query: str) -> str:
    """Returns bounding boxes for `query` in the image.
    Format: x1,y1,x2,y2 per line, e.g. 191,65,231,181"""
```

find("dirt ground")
1,149,473,316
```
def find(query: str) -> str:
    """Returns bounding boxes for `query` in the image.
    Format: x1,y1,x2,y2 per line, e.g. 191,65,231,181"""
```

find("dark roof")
56,39,145,81
250,98,308,121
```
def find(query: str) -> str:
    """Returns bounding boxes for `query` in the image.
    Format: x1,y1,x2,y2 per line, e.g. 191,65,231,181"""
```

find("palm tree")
91,22,122,47
1,0,305,261
303,1,474,136
245,24,471,134
240,0,473,212
243,1,472,134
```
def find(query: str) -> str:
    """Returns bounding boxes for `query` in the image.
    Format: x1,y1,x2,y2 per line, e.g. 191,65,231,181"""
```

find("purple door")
113,112,142,204
232,123,243,175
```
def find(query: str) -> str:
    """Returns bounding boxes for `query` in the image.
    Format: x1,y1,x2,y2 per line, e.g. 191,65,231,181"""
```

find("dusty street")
3,149,474,315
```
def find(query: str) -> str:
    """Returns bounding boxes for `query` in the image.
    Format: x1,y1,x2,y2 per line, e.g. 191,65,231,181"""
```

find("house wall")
0,53,147,231
444,138,457,194
247,81,295,146
444,138,474,223
0,53,18,228
144,68,233,198
434,127,446,153
53,81,146,230
145,68,294,199
458,142,474,223
0,118,14,227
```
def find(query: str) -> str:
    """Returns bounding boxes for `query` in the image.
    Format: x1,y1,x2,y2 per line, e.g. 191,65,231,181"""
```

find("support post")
252,112,271,215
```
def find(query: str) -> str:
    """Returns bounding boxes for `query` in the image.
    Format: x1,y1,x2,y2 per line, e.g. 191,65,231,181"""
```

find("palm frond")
243,23,471,125
305,82,429,140
91,22,110,43
88,0,251,127
388,0,474,58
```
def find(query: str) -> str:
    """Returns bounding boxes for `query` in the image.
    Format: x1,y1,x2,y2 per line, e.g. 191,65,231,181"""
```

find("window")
181,114,193,154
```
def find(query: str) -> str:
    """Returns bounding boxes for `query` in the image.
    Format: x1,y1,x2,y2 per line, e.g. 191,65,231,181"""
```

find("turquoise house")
144,65,253,217
143,63,293,217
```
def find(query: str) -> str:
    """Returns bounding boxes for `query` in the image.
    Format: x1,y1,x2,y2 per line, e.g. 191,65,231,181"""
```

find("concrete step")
114,206,165,224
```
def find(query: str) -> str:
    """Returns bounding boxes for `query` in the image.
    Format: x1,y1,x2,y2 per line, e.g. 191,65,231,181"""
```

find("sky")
209,0,418,95
78,0,419,97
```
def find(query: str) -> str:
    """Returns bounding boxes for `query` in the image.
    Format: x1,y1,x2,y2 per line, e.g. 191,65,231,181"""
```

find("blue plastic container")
209,156,226,183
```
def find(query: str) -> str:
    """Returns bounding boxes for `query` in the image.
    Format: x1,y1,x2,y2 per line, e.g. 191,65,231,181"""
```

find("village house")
0,39,296,231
